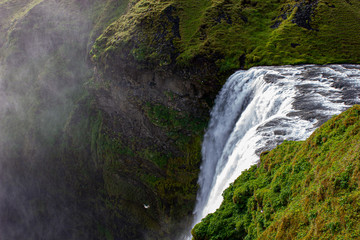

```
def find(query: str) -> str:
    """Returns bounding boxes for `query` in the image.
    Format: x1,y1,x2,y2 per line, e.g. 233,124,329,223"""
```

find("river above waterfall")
191,64,360,231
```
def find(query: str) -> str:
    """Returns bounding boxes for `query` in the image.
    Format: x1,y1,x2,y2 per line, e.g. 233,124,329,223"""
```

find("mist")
0,0,101,239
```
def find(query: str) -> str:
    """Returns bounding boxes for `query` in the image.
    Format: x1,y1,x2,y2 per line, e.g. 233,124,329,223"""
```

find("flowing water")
190,64,360,232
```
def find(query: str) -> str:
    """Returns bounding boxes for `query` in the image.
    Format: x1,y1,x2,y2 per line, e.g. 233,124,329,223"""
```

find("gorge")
0,0,360,239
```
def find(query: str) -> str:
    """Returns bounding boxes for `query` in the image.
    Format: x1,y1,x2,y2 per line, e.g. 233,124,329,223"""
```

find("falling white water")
190,64,360,231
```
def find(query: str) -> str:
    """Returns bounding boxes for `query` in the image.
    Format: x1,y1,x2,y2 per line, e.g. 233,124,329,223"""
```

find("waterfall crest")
193,64,360,226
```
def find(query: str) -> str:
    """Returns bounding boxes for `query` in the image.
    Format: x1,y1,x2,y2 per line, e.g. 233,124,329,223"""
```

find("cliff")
88,0,360,237
0,0,359,239
0,0,140,239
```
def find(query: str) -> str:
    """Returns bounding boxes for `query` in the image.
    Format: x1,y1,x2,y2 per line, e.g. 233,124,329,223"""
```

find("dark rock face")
292,0,318,30
89,10,221,236
271,0,318,30
90,51,214,230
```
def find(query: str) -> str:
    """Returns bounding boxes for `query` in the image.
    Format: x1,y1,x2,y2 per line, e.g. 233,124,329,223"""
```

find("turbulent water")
192,64,360,228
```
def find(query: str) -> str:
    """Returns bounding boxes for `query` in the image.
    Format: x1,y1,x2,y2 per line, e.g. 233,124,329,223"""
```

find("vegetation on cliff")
192,105,360,240
91,0,360,80
76,100,207,239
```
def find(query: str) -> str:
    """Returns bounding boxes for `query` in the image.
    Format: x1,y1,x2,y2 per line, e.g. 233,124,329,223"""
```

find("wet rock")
263,74,285,83
274,129,287,135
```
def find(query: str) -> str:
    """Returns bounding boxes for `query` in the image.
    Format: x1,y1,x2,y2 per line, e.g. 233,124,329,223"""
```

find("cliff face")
0,0,204,239
88,0,360,237
0,0,143,239
1,0,360,239
192,105,360,240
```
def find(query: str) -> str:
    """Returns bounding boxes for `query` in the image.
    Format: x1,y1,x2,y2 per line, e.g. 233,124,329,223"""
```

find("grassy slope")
250,0,360,66
192,105,360,240
91,0,360,77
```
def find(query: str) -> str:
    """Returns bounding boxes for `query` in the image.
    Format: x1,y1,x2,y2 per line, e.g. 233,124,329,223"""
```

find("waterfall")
192,64,360,229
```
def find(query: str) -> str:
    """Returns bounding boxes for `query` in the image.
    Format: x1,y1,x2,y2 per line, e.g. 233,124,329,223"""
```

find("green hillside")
192,105,360,240
92,0,360,79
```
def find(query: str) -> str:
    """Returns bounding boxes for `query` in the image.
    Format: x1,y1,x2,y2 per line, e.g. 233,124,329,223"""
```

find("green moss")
177,0,211,44
143,102,207,218
145,102,207,146
91,0,360,77
140,173,161,187
80,101,206,232
192,105,360,240
139,148,169,168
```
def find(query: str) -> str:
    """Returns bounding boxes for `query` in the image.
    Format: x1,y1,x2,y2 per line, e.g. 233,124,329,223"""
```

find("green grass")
91,0,360,78
177,0,211,44
248,0,360,67
192,105,360,240
88,0,130,46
